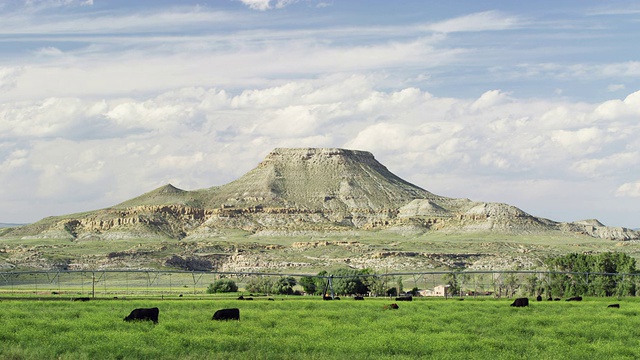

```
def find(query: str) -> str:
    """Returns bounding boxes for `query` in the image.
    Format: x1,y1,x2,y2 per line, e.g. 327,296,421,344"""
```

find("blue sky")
1,0,639,228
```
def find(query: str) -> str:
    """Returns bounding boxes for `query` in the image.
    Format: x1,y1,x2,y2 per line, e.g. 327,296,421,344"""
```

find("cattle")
608,304,620,308
212,308,240,321
124,307,159,324
383,303,399,310
268,298,275,301
395,296,413,302
72,297,90,302
566,296,582,302
323,296,333,300
354,296,364,300
554,298,561,301
237,295,244,300
510,298,529,307
536,295,542,301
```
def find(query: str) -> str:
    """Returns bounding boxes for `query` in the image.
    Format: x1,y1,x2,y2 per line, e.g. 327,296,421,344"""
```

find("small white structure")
433,285,447,297
417,285,448,297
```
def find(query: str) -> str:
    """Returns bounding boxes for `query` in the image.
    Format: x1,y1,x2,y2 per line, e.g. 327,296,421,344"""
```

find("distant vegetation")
245,276,298,295
206,279,238,293
544,252,637,297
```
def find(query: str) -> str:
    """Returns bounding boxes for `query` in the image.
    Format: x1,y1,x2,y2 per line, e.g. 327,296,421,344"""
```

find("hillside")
1,147,638,272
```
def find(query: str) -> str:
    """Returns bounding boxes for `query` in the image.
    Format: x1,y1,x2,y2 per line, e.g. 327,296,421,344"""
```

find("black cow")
72,297,90,302
566,296,582,302
395,296,413,302
124,307,159,324
212,308,240,321
536,295,542,301
323,296,333,300
510,298,529,307
354,296,364,300
608,304,620,308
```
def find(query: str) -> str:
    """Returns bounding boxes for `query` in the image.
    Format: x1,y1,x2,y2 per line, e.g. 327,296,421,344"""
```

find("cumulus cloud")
616,182,640,197
1,77,640,226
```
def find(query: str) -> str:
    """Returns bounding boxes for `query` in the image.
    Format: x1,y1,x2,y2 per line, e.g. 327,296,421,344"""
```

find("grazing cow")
268,298,275,301
395,296,413,302
212,308,240,321
510,298,529,307
245,297,254,300
566,296,582,301
124,307,159,324
354,296,364,300
237,295,244,300
536,295,542,301
323,296,333,300
383,303,399,310
547,297,553,301
554,298,561,301
73,297,90,302
608,304,620,308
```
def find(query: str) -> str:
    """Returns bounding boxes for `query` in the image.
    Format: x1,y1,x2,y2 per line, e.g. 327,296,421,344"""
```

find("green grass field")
1,297,639,359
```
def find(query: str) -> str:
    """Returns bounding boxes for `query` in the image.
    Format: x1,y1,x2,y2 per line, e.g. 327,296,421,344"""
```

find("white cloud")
616,181,640,197
0,67,23,91
239,0,297,11
1,77,640,226
593,90,640,120
571,152,640,177
607,84,625,92
470,90,511,112
426,11,522,33
551,127,603,153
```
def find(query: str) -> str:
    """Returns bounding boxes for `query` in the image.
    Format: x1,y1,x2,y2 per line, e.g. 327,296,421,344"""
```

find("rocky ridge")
5,148,639,242
2,147,638,272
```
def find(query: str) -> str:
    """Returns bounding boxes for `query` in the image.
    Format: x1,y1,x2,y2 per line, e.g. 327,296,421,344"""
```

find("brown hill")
5,147,639,241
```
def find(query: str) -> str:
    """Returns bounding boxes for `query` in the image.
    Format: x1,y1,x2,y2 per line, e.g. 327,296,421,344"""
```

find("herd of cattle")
120,294,620,324
509,295,620,308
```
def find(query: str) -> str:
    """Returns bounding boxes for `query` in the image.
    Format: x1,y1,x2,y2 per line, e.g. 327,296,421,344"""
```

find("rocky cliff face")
4,147,639,242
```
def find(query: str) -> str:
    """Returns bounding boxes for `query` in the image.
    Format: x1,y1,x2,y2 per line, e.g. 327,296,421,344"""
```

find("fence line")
0,269,638,298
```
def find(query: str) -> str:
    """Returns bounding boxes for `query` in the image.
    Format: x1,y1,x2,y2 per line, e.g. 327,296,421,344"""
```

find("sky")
1,0,639,228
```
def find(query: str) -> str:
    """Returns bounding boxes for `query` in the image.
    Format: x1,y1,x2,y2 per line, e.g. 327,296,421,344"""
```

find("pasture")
1,297,640,359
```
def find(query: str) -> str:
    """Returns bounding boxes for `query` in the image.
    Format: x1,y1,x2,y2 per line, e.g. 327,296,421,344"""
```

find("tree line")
206,252,639,298
539,252,638,297
207,268,414,297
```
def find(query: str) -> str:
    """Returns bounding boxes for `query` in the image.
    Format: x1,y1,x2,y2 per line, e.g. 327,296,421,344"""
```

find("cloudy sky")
1,0,639,228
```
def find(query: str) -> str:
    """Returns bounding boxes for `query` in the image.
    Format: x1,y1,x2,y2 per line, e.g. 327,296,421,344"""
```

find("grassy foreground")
1,297,639,359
